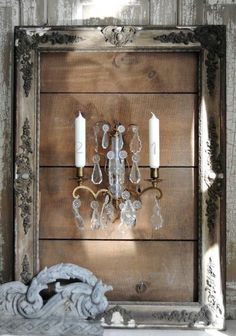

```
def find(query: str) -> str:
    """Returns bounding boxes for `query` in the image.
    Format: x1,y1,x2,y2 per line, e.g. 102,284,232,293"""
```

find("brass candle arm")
72,167,112,200
72,185,112,201
72,167,162,203
138,168,162,200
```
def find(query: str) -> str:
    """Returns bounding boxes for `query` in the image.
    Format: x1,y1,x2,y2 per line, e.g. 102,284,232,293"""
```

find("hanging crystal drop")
151,197,164,230
72,198,85,230
107,151,115,186
102,124,110,149
90,200,101,230
129,153,141,184
93,124,100,153
130,125,142,153
105,201,114,223
123,200,136,227
91,154,103,184
117,125,125,149
119,150,127,184
100,195,113,229
119,191,136,228
118,203,128,233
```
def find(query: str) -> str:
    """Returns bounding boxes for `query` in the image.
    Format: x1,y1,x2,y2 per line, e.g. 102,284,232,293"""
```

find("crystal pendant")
72,198,84,231
129,153,141,184
90,200,101,230
117,125,125,150
91,154,103,184
107,151,115,186
119,191,136,228
102,124,110,149
105,202,114,222
130,125,142,153
118,203,129,234
93,124,100,153
100,195,114,229
119,150,127,184
151,197,164,230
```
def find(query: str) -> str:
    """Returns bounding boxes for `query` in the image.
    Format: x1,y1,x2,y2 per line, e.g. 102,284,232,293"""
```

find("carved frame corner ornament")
101,26,137,47
15,28,79,97
15,118,33,235
152,256,224,328
154,25,226,95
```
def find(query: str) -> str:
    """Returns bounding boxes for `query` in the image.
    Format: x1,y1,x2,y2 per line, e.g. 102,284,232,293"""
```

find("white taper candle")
75,112,86,167
149,112,160,168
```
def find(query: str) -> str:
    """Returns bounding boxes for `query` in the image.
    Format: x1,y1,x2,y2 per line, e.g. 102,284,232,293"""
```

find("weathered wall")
0,0,235,318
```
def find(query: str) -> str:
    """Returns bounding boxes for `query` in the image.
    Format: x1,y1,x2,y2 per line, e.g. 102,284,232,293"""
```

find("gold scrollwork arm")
139,185,163,200
72,185,112,200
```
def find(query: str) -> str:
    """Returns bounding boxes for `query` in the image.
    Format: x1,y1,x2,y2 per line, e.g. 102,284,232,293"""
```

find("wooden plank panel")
178,0,204,25
40,240,197,302
40,52,198,93
48,0,149,25
40,93,197,167
0,1,19,283
39,168,197,240
150,0,177,25
20,0,47,25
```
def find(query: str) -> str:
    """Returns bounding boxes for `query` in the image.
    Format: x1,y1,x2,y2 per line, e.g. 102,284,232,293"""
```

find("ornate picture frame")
14,26,226,330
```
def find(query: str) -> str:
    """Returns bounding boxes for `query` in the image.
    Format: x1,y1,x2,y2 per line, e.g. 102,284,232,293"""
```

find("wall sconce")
72,112,163,232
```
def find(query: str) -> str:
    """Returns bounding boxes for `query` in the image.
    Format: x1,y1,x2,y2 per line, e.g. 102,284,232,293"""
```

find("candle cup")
77,167,84,178
150,168,159,180
76,167,84,185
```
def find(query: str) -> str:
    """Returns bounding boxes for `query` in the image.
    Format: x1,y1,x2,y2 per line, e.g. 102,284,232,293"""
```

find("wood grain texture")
20,0,47,25
40,93,197,167
0,0,19,283
40,240,197,302
150,0,177,25
178,0,205,25
40,52,198,93
39,167,197,240
48,0,149,25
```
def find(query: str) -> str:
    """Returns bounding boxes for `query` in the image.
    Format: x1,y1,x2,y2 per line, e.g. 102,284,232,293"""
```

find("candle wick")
151,112,156,118
77,111,85,118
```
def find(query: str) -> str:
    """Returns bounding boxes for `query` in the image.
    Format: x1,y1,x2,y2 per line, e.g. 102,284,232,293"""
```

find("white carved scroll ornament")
0,263,112,320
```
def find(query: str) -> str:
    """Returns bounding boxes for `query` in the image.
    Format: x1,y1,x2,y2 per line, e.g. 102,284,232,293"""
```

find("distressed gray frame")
14,26,226,330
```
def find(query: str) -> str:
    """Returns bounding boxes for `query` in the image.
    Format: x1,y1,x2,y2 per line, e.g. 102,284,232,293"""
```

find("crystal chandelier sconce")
72,112,163,232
